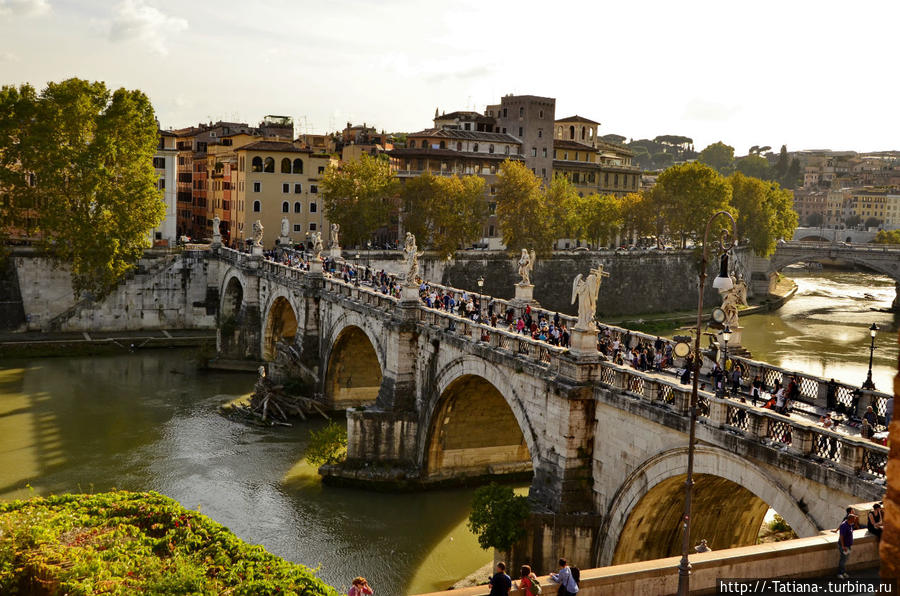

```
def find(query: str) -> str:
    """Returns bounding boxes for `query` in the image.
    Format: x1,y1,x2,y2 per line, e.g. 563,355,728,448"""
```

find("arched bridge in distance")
771,241,900,310
209,244,888,574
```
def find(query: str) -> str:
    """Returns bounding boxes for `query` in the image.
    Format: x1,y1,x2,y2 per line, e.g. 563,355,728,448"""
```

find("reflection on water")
741,269,898,391
0,350,491,595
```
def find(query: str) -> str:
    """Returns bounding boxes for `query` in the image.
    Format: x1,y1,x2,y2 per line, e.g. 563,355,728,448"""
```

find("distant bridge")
208,244,888,573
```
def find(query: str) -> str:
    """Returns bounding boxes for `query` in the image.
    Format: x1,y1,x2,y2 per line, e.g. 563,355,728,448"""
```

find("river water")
0,269,895,595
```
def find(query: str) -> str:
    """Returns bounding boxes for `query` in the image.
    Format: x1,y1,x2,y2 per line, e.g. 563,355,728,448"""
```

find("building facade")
485,95,556,182
552,116,640,197
150,131,178,246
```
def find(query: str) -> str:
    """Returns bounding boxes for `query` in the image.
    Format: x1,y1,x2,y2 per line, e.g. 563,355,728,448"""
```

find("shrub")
306,422,348,468
467,483,530,553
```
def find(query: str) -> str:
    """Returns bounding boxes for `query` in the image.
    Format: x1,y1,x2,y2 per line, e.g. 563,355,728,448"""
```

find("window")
531,147,537,157
282,201,289,213
281,158,291,173
294,183,302,194
464,123,471,131
239,156,245,171
292,158,303,174
539,110,544,118
318,166,325,174
294,202,302,213
489,225,495,236
614,174,619,187
581,127,586,140
310,185,318,193
504,146,510,155
456,141,462,151
293,224,302,232
502,108,508,118
569,125,575,139
538,129,542,138
488,202,497,214
564,152,568,160
542,148,547,158
264,157,275,172
253,181,261,192
473,143,479,152
574,152,579,161
409,140,416,149
489,144,494,154
252,156,263,172
440,141,446,149
541,168,546,178
310,202,317,213
253,200,261,212
153,157,166,169
158,178,165,190
518,127,523,137
519,107,524,117
309,222,317,231
281,183,289,193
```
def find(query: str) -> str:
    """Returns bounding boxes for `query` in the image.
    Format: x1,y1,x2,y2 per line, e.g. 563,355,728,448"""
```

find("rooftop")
408,128,521,144
555,115,600,125
235,141,310,154
435,110,495,123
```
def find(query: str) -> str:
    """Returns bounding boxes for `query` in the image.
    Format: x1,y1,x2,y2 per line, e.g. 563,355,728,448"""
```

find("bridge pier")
217,264,262,362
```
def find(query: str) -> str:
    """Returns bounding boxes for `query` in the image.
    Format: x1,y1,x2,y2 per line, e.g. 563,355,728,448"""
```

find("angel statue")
517,248,536,286
280,217,290,238
212,216,221,238
571,266,610,330
720,276,748,330
252,220,264,247
330,223,340,248
403,232,423,285
312,231,324,259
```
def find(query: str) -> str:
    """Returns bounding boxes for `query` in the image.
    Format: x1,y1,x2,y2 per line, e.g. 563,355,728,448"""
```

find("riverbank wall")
0,329,215,358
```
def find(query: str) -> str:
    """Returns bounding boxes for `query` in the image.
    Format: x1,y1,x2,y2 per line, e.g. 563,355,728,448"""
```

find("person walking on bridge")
550,558,579,595
837,513,856,578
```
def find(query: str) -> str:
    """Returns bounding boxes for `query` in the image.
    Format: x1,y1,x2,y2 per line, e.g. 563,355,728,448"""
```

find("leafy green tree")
322,153,399,247
467,483,530,555
845,214,862,228
399,171,440,244
652,152,674,168
620,191,662,242
0,79,165,297
652,162,733,247
430,175,487,257
784,158,802,189
305,422,348,468
735,154,772,180
773,145,790,182
864,217,883,229
495,160,556,253
873,229,900,244
601,133,627,144
543,174,579,241
727,173,798,256
698,141,735,175
569,193,621,247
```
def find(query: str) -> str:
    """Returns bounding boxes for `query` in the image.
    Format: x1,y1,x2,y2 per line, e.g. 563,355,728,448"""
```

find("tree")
735,154,772,180
773,145,790,182
864,217,883,229
620,191,661,242
806,212,824,227
0,79,165,296
652,152,674,168
495,160,556,253
543,174,579,241
844,214,862,228
321,153,398,247
467,483,530,555
652,162,733,247
784,158,802,189
430,175,487,257
399,171,440,244
873,229,900,244
698,141,735,175
305,422,348,468
727,173,798,256
569,193,622,247
601,134,627,144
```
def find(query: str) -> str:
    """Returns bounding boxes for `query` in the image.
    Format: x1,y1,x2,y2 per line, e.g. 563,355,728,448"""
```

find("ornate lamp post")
354,252,361,286
477,276,485,320
678,210,737,596
863,323,878,390
719,325,732,397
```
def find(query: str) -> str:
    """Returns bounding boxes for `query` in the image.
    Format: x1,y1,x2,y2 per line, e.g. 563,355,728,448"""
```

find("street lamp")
863,323,878,390
720,325,732,397
477,276,485,320
678,210,737,596
355,252,361,286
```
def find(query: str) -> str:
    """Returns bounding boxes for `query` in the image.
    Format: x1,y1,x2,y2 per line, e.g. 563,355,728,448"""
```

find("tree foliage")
399,173,487,257
619,191,660,241
467,483,530,553
874,229,900,244
698,141,735,175
321,153,398,247
495,160,559,253
568,193,622,248
0,78,165,297
727,173,798,256
844,214,862,228
305,422,348,468
864,217,883,229
735,154,772,180
651,162,733,247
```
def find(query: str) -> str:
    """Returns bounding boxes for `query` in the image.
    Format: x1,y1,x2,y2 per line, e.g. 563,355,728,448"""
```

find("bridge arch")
599,445,818,566
769,250,899,281
420,356,537,480
220,272,244,320
322,312,386,409
262,292,299,361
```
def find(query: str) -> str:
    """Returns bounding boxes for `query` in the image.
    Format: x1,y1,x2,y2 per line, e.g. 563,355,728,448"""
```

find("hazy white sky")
1,0,898,154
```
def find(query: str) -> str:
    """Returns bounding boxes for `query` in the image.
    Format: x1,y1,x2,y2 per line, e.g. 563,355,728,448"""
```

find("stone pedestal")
569,327,598,357
514,283,534,303
309,259,322,274
278,236,291,247
250,243,263,257
718,325,743,348
329,246,342,259
400,283,419,303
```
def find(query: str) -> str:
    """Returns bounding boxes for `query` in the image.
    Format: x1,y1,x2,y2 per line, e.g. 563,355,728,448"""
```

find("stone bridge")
208,245,888,573
771,241,900,309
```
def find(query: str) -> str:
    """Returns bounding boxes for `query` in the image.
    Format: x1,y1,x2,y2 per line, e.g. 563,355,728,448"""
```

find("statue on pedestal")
211,216,221,244
571,266,609,330
280,217,290,239
252,220,264,247
312,232,324,260
720,275,748,330
517,248,536,286
403,232,422,285
330,223,340,249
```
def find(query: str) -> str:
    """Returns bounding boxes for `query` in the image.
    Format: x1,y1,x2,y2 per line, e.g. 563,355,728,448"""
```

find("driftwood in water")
227,374,329,426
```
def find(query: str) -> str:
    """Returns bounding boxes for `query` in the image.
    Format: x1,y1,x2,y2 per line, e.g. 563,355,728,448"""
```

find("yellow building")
846,187,900,228
552,116,640,197
234,141,336,248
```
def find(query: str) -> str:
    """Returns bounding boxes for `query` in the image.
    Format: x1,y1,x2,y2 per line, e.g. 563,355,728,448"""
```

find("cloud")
0,0,51,17
107,0,187,55
682,98,741,122
0,51,20,62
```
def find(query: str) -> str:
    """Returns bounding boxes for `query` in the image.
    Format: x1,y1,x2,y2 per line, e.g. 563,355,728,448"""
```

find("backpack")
530,575,543,595
570,566,580,586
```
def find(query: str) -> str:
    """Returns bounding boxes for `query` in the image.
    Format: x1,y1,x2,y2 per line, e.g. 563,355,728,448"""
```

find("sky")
1,0,898,154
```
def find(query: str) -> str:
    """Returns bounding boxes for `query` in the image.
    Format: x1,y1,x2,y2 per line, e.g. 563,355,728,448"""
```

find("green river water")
0,269,895,595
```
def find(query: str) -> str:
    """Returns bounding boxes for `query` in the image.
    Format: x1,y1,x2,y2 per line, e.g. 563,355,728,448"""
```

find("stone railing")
419,306,566,372
781,240,900,253
261,258,308,283
216,246,252,267
593,360,889,481
322,275,399,309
